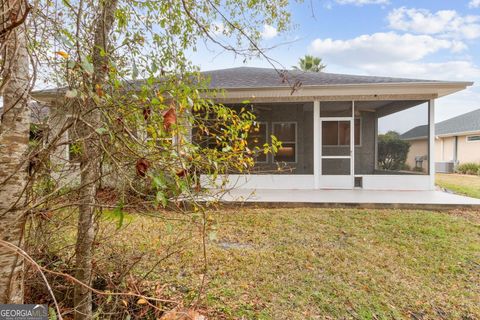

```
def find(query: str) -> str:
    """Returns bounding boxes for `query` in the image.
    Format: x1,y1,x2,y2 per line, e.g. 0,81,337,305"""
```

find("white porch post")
314,100,320,189
429,99,435,190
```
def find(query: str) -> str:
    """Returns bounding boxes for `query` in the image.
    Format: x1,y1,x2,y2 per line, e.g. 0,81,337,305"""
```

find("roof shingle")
202,67,441,89
401,108,480,140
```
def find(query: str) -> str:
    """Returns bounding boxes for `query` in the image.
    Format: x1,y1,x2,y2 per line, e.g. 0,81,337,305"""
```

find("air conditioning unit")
435,161,455,173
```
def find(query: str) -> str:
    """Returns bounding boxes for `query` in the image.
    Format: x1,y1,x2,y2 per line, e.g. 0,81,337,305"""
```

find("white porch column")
429,99,435,190
313,100,320,189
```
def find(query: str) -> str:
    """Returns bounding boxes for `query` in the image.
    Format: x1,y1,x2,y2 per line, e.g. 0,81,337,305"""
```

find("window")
247,122,267,163
322,119,361,146
467,135,480,142
273,122,296,163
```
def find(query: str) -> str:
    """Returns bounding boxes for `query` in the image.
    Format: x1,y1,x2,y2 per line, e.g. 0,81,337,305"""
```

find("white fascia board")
215,82,473,101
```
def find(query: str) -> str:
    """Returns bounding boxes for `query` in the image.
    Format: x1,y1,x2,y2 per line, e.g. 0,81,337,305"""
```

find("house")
32,67,472,191
401,108,480,173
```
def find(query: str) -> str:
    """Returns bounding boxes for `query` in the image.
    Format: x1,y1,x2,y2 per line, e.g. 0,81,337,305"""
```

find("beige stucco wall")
416,133,480,166
405,139,428,172
457,134,480,163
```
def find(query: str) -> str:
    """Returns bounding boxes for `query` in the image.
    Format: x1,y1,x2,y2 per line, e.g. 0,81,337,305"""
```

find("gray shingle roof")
401,125,428,140
202,67,441,89
436,108,480,136
401,108,480,140
34,66,450,97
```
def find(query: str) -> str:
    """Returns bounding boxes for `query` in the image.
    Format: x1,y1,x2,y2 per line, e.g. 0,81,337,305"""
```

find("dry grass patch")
436,173,480,199
29,207,480,319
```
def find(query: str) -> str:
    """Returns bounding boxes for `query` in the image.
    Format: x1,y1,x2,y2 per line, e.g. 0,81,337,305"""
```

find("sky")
188,0,480,128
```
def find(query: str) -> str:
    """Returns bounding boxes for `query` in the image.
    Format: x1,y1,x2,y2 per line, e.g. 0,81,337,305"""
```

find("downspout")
453,136,458,168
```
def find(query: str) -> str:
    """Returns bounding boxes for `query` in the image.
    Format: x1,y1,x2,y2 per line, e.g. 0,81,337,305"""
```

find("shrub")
378,131,410,171
456,163,480,175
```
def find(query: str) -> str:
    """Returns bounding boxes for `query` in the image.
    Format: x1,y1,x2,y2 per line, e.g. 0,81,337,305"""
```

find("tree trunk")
73,1,117,318
0,0,31,304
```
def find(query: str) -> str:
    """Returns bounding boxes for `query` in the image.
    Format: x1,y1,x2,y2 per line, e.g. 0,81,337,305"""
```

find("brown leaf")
136,158,150,177
163,107,176,131
95,84,103,97
176,169,187,177
143,107,151,120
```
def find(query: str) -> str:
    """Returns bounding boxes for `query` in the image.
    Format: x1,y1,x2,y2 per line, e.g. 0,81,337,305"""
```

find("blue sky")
189,0,480,123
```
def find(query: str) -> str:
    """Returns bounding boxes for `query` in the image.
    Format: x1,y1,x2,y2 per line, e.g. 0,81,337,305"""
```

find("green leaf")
113,202,124,229
187,96,194,107
49,307,57,320
156,191,168,208
95,127,108,135
81,57,94,75
241,100,251,104
132,61,139,80
153,175,166,189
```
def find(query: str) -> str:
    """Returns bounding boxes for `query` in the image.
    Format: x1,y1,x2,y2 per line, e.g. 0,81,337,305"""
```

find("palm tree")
293,55,326,72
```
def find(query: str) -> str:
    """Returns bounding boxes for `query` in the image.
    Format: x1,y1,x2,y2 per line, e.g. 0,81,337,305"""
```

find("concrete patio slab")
213,189,480,210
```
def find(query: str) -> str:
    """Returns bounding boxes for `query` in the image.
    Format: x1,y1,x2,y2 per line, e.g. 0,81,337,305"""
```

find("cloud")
388,7,480,39
261,24,278,39
469,0,480,8
309,32,465,66
358,60,480,81
335,0,389,5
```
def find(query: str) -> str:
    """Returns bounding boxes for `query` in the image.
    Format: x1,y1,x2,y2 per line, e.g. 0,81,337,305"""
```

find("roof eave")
211,81,474,91
436,129,480,138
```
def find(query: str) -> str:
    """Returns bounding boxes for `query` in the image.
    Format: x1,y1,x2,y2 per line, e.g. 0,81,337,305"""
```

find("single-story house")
401,108,480,173
32,67,472,191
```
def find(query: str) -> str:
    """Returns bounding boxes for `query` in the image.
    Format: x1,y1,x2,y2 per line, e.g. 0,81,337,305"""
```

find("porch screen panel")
322,120,361,157
374,100,429,175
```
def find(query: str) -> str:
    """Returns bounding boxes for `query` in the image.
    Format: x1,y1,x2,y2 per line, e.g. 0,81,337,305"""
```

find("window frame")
322,118,362,147
466,135,480,143
272,121,297,163
248,121,269,164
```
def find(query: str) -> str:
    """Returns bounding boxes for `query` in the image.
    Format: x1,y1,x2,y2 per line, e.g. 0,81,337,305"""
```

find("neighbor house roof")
401,108,480,140
32,67,473,103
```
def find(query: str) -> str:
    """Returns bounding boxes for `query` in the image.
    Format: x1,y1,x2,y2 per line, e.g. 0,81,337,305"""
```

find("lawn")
436,173,480,199
32,207,480,319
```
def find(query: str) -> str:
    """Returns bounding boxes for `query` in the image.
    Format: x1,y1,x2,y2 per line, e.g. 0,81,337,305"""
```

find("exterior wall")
457,134,480,163
418,133,480,168
405,139,429,172
47,106,82,186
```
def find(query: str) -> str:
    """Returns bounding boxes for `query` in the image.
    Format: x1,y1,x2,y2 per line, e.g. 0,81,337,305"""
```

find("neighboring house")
401,108,480,173
32,67,472,191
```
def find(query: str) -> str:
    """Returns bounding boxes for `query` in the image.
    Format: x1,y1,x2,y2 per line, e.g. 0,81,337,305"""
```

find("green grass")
35,207,480,319
436,173,480,199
